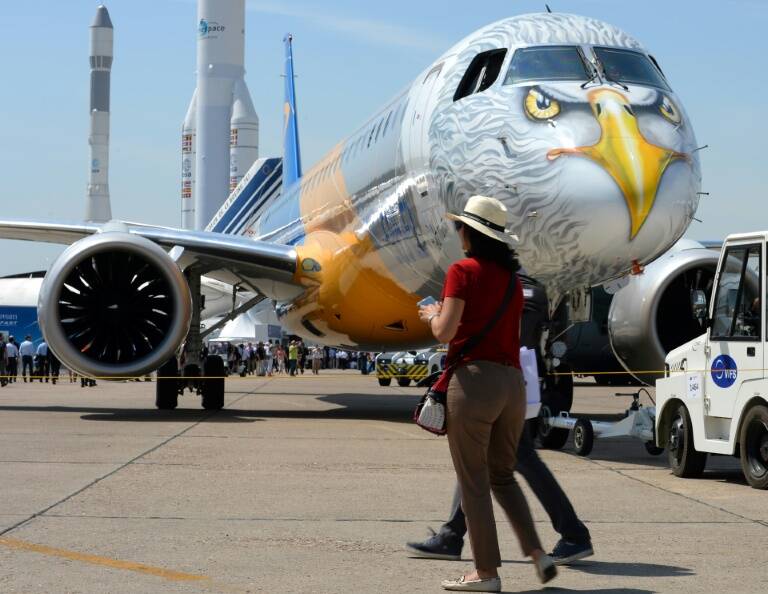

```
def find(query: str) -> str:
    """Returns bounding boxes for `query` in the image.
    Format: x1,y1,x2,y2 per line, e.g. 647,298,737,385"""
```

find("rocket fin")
282,34,302,189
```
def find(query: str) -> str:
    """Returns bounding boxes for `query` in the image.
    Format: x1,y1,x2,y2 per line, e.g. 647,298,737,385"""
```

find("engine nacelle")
39,232,192,379
608,240,719,385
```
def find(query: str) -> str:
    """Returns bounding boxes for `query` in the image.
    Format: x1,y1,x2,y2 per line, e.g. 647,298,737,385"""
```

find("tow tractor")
655,231,768,489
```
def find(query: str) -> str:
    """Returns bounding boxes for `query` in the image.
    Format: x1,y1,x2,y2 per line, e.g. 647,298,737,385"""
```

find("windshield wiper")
602,70,629,91
592,57,630,91
580,65,601,89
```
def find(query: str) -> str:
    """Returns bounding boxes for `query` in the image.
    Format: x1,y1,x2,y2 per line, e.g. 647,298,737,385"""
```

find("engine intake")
39,232,191,378
608,242,719,385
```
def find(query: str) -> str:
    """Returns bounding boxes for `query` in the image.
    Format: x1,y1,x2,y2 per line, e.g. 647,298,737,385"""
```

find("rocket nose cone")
91,5,113,29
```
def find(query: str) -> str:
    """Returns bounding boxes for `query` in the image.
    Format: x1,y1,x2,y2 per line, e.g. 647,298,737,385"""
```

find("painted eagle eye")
659,96,681,125
524,88,561,120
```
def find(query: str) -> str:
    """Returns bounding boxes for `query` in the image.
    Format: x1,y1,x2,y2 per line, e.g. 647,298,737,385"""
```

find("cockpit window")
593,47,670,90
454,49,508,101
503,46,589,85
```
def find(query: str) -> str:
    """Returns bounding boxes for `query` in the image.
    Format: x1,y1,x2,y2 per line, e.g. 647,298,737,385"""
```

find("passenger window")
711,245,762,340
593,47,670,90
503,46,588,85
454,49,508,101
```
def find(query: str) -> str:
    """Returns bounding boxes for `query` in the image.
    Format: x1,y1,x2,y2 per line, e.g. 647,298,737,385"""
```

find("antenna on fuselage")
545,4,553,12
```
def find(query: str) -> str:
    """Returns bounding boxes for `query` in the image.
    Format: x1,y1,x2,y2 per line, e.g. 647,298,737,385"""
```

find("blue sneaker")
406,528,463,561
549,539,594,565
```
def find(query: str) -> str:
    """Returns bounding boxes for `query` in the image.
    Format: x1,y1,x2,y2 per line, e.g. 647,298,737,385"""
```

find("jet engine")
38,232,192,379
608,240,719,385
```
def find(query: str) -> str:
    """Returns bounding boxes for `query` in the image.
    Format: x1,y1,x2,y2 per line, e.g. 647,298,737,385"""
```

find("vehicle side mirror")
691,290,708,326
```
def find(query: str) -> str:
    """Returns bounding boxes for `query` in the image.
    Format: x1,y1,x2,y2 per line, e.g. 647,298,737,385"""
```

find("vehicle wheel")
573,419,594,456
536,392,570,449
201,355,225,410
155,358,179,410
667,404,707,478
644,441,665,456
378,377,391,387
397,378,411,387
535,404,570,450
739,404,768,489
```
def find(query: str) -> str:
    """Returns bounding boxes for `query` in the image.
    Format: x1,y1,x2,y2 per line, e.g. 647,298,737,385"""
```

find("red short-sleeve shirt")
441,257,523,369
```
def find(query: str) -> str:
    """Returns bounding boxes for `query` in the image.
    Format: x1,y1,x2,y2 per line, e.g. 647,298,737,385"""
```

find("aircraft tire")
155,358,179,410
739,403,768,489
573,419,594,456
201,355,225,410
668,404,707,478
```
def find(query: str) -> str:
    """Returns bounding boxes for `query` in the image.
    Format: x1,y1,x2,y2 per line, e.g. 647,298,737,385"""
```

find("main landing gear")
155,355,226,411
155,266,226,411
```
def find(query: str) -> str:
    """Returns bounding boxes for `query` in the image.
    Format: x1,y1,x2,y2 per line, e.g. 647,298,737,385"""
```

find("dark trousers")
442,420,591,545
289,359,297,376
7,357,17,382
21,355,33,381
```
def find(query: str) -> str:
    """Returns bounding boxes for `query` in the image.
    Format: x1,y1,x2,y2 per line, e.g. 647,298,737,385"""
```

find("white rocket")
181,0,259,230
86,5,113,223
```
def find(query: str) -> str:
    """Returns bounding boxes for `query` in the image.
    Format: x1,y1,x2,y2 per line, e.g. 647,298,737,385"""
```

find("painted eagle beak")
548,88,688,239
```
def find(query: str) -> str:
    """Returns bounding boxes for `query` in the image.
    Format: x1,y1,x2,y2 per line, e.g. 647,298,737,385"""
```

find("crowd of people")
0,334,71,386
210,339,377,377
0,332,380,388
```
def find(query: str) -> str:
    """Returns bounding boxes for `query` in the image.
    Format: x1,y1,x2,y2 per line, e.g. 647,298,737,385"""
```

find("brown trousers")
446,361,542,571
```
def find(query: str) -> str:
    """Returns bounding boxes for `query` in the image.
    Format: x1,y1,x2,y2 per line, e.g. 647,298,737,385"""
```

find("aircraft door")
403,63,443,173
704,243,764,419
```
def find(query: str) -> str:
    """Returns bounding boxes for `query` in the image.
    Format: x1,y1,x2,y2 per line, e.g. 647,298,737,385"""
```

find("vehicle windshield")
593,47,670,90
504,46,590,84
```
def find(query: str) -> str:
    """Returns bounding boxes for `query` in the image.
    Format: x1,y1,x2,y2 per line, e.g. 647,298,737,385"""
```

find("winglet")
282,34,302,189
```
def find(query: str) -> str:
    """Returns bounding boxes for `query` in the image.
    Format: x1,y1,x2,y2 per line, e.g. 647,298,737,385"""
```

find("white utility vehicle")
656,232,768,489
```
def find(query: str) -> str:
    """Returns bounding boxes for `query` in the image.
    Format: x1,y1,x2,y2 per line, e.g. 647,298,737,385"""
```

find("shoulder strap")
449,271,517,367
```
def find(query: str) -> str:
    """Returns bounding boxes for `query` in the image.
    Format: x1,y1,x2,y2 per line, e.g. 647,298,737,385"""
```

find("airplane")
0,12,708,417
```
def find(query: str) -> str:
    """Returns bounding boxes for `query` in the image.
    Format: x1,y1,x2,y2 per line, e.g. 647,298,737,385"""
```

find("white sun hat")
446,195,519,245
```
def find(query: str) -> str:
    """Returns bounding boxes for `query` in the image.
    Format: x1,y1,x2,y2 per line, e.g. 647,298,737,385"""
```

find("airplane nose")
547,88,688,239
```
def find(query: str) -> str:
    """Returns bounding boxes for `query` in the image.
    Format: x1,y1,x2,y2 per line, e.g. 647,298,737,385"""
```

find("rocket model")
86,5,113,223
181,0,259,230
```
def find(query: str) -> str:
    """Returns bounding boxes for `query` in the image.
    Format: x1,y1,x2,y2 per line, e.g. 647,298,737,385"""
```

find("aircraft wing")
0,219,301,298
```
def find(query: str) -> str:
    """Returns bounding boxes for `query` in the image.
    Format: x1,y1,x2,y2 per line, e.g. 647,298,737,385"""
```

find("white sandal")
441,575,501,592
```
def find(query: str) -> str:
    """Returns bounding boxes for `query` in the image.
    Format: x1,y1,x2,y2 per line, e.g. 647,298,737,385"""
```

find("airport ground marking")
0,537,209,582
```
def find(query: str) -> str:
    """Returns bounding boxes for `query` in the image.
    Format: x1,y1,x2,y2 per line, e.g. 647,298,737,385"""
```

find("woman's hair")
463,224,520,273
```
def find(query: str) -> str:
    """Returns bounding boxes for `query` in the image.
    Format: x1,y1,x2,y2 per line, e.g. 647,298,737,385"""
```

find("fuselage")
250,13,701,350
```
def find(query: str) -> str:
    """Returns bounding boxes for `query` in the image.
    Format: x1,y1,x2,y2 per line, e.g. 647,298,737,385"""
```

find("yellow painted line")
0,537,209,582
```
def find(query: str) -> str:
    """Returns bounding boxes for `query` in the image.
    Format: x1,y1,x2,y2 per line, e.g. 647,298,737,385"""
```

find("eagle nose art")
547,88,688,239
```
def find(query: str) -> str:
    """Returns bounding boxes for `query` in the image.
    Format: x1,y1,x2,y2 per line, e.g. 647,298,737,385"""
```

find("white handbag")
520,347,541,420
415,393,447,435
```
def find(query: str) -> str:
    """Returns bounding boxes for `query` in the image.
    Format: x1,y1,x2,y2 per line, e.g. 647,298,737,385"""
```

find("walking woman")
419,196,556,592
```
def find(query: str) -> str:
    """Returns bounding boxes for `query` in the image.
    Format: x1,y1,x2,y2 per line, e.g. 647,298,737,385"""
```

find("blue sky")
0,0,765,275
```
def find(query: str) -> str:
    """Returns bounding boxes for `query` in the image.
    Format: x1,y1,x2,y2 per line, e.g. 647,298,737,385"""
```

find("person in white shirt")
310,345,322,375
18,335,35,383
5,336,18,383
36,340,49,382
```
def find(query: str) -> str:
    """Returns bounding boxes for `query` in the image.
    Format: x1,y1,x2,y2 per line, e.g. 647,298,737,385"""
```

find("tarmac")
0,370,765,594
